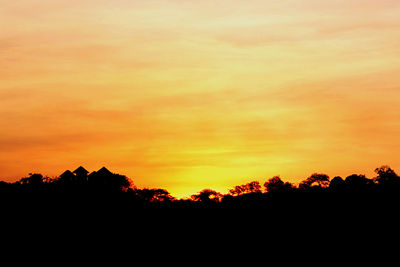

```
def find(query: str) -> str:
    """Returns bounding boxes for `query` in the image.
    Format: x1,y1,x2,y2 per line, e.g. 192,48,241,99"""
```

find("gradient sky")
1,0,400,198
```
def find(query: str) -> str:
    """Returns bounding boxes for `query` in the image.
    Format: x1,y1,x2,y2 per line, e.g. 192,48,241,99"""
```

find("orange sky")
1,0,400,198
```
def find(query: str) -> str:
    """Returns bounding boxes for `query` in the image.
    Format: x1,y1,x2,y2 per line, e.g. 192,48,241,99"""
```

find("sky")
1,0,400,198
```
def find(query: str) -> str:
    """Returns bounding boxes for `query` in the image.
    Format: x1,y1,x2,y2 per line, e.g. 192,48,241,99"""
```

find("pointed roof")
97,167,112,176
73,166,89,175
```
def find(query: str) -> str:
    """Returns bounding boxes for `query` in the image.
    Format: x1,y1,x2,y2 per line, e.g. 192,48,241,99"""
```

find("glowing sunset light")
1,0,400,198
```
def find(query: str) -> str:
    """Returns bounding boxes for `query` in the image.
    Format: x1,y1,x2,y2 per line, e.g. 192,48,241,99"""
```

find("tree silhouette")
374,165,399,186
345,174,373,188
299,173,330,190
329,176,345,191
19,173,44,186
229,181,262,196
264,176,294,192
88,169,132,191
134,188,175,202
191,189,223,203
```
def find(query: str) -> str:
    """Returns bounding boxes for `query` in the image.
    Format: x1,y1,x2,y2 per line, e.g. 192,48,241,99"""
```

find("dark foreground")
2,165,400,230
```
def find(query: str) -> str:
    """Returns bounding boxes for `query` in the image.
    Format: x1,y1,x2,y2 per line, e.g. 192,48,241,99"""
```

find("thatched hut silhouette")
59,166,112,185
73,166,89,181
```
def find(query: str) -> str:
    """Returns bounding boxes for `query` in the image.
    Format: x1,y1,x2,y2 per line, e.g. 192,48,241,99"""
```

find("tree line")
1,165,400,210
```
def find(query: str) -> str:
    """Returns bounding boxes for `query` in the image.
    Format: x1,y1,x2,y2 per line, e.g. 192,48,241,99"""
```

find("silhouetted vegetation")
1,165,400,214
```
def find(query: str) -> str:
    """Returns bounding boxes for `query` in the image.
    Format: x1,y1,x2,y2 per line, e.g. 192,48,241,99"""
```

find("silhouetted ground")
3,166,399,265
